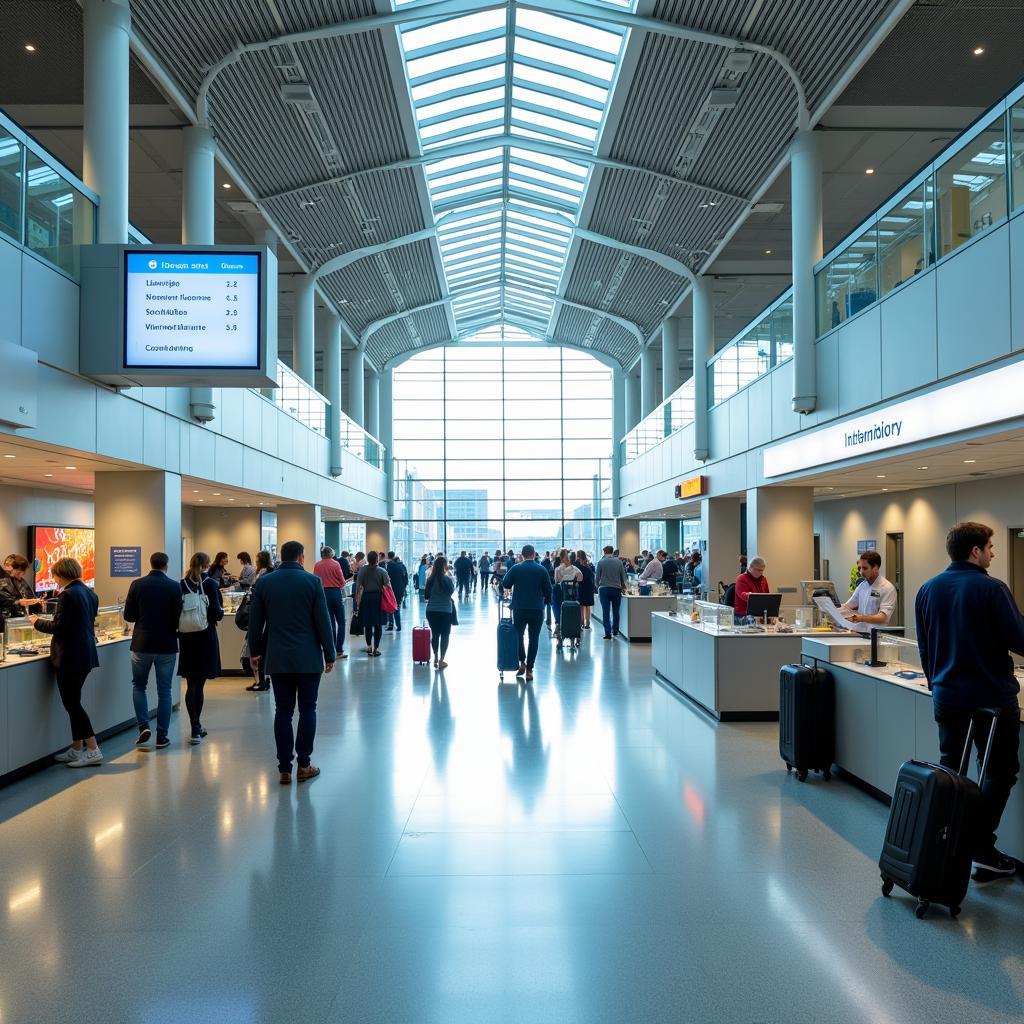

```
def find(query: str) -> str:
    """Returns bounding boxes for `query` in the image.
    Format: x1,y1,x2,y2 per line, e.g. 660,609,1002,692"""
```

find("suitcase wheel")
499,672,504,682
915,900,930,919
823,770,832,782
950,905,962,918
785,763,792,774
881,877,894,898
797,769,808,782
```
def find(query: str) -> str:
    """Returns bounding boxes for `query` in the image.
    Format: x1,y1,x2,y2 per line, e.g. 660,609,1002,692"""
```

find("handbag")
450,597,458,626
381,584,398,615
350,604,363,634
234,591,251,630
178,577,209,633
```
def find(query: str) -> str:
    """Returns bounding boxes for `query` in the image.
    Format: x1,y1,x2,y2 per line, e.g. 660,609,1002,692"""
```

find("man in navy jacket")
123,552,183,748
501,545,552,682
248,540,335,785
916,521,1024,881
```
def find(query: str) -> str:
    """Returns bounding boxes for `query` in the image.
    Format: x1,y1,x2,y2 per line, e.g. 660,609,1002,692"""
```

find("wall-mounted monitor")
80,244,277,388
30,525,96,592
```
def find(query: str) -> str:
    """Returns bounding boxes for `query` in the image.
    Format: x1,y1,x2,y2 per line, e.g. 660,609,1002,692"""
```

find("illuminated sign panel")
675,475,705,499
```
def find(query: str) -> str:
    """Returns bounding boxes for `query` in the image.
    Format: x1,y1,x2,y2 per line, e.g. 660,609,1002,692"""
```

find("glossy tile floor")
2,590,1023,1024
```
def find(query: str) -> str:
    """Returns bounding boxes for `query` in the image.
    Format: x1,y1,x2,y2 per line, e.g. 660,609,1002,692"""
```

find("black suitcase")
779,664,835,782
879,711,997,919
558,582,582,647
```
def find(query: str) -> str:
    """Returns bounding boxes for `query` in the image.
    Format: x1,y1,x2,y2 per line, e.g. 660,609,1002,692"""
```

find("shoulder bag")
234,591,251,630
179,577,209,633
381,583,398,615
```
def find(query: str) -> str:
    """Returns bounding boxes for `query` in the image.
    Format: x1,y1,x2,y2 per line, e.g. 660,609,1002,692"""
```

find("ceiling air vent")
707,88,740,109
280,83,317,112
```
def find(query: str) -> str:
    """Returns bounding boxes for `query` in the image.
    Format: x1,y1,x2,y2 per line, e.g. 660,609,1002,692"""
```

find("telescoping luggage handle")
958,708,1000,784
500,596,513,620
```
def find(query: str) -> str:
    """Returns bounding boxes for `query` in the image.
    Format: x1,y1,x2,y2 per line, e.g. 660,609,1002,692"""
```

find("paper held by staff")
813,595,859,632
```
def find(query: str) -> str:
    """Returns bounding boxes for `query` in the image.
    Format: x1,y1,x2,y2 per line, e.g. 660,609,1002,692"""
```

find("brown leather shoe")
297,764,321,783
516,662,526,676
279,771,292,785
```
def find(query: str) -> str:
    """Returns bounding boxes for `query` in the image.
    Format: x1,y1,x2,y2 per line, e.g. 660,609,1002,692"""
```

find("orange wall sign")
674,475,705,500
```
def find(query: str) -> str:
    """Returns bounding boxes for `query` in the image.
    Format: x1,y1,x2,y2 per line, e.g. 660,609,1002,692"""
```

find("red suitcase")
412,624,431,665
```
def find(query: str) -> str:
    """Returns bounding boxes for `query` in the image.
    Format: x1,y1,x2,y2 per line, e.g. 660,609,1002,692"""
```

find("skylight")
398,0,633,341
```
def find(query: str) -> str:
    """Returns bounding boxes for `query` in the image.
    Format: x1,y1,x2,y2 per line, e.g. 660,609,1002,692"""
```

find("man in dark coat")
247,539,336,785
384,551,409,633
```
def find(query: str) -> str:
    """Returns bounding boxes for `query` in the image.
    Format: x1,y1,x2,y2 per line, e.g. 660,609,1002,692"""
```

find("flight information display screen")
124,251,261,369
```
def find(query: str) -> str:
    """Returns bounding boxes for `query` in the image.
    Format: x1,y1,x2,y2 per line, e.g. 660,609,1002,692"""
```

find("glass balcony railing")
339,413,384,470
816,80,1024,335
1,110,97,279
620,377,695,463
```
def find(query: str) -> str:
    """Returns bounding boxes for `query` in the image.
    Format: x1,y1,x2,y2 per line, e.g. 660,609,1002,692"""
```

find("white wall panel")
142,406,167,470
747,376,772,449
880,273,938,399
937,227,1011,378
814,333,839,427
837,305,881,415
218,388,244,442
21,365,97,451
22,256,78,371
709,403,729,460
188,424,216,478
771,360,801,439
728,390,749,455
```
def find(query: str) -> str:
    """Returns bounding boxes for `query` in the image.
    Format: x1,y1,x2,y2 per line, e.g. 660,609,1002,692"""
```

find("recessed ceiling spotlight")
2,454,15,459
963,459,977,464
699,202,709,209
212,492,221,495
199,499,204,502
44,473,53,477
973,46,985,56
221,182,232,189
882,488,889,492
24,44,36,52
708,200,718,207
228,498,235,501
876,474,886,479
764,249,772,255
918,466,928,470
65,466,76,470
865,168,875,175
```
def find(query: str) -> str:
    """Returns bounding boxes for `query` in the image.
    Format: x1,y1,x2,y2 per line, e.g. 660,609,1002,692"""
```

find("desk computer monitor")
746,593,782,619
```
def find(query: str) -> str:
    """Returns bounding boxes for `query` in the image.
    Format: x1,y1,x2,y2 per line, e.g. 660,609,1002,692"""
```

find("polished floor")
2,590,1023,1024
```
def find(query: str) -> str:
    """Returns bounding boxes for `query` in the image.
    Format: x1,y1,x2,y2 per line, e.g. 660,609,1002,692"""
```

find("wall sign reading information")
124,251,261,369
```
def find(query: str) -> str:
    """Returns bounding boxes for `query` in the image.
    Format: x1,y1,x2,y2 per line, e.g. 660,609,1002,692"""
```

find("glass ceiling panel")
398,0,632,338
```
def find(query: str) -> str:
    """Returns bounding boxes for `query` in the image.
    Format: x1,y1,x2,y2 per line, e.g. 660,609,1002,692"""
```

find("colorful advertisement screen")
31,527,96,592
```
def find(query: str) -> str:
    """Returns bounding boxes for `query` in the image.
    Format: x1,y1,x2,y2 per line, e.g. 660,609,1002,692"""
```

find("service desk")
0,639,182,783
652,612,851,720
216,612,246,675
596,593,677,642
802,637,1024,861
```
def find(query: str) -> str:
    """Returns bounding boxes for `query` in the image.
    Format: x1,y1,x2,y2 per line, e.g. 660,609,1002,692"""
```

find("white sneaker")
54,747,80,764
68,747,103,768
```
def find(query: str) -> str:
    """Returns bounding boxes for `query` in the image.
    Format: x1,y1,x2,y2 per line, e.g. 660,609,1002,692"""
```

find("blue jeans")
551,587,562,627
131,651,176,738
271,672,321,772
388,603,402,630
599,587,622,636
324,588,346,654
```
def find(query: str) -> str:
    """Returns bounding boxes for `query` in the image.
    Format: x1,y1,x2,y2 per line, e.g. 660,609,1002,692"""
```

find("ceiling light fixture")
876,474,886,479
221,182,232,190
865,168,875,175
764,249,772,255
918,466,928,470
44,473,53,477
24,44,36,52
65,466,76,470
212,492,221,495
973,46,985,56
3,454,15,459
963,459,976,464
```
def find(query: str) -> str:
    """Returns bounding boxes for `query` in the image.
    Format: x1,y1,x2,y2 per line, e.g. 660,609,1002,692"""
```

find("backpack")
178,577,209,633
234,591,251,631
722,583,736,608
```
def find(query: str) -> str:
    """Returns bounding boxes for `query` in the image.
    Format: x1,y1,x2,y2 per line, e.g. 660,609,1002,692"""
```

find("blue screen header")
126,252,260,276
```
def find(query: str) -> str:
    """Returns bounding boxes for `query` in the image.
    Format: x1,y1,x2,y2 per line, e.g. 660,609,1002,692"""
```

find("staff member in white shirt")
838,550,897,634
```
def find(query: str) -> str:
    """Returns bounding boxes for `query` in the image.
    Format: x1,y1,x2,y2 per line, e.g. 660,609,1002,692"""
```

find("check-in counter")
0,639,181,783
216,612,247,674
652,612,851,720
596,593,677,642
802,637,1024,861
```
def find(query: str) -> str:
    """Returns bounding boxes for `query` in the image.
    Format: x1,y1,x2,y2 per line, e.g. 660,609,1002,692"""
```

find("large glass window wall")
392,345,612,560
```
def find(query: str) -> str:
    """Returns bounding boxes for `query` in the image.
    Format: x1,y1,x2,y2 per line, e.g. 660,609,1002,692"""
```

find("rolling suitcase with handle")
412,623,431,665
879,709,997,919
497,600,520,681
779,663,835,782
558,581,582,649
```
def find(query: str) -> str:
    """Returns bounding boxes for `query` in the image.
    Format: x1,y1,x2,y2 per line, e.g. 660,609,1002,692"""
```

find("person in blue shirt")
501,544,552,683
915,521,1024,882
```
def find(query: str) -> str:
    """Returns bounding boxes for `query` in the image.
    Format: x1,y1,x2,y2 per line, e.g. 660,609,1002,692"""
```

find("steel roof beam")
260,135,747,205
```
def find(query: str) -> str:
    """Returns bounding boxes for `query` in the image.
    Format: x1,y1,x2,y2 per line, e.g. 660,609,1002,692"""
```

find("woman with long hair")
424,555,456,669
177,551,223,743
354,550,390,656
255,550,274,577
32,557,103,767
576,549,596,630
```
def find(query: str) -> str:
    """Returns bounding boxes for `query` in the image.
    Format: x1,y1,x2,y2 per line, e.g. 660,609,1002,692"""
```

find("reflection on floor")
1,588,1022,1024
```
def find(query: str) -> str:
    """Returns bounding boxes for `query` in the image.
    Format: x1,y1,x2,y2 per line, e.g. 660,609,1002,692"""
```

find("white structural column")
293,275,316,387
745,486,814,616
699,495,740,602
790,129,823,414
661,318,680,401
692,276,714,461
319,306,342,477
366,368,380,440
640,345,657,418
615,518,640,556
347,347,365,428
83,0,130,243
611,371,625,516
277,504,322,562
379,368,394,515
181,124,217,423
625,370,641,432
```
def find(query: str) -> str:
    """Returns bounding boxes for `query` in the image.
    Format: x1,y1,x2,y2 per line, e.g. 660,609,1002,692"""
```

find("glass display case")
5,616,51,657
95,605,128,642
676,592,695,619
694,600,734,630
876,633,924,674
221,590,246,614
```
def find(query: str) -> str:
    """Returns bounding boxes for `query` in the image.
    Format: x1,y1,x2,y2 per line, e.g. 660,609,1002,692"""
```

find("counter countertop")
1,635,131,669
652,611,852,640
